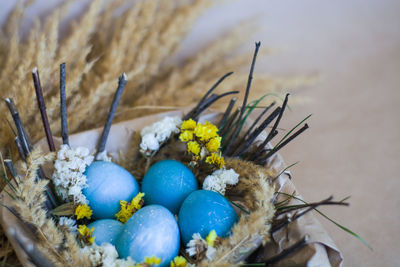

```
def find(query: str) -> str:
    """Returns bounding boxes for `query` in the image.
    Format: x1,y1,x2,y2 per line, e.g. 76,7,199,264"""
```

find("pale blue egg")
142,160,198,214
178,190,238,245
83,161,139,219
115,205,180,267
87,219,124,246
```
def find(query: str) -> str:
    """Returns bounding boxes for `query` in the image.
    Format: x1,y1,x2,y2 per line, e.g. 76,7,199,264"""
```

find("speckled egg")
141,160,198,214
115,205,180,267
82,161,139,219
178,190,238,245
87,219,124,246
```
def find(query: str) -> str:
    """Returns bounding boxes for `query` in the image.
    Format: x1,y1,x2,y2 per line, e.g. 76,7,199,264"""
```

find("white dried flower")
140,116,182,155
95,150,112,162
186,233,207,257
52,144,94,204
58,217,77,233
81,243,136,267
202,168,239,195
186,232,217,261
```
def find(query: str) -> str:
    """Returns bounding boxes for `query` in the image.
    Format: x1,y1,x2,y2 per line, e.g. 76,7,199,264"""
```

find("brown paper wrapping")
0,110,343,266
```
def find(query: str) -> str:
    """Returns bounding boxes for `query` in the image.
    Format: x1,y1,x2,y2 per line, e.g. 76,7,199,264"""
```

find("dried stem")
224,42,261,155
96,73,127,156
228,106,281,157
263,235,309,266
218,97,237,128
5,98,31,156
260,123,309,164
184,71,234,120
60,63,69,146
263,93,289,144
32,67,55,152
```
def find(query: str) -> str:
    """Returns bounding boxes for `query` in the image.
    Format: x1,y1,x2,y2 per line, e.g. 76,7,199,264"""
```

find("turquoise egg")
142,160,198,214
87,219,124,246
83,161,139,219
115,205,180,267
178,190,238,245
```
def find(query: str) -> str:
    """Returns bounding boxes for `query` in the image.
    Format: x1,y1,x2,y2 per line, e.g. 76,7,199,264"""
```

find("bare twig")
60,63,69,146
218,97,237,128
224,42,261,155
32,67,55,152
97,73,127,157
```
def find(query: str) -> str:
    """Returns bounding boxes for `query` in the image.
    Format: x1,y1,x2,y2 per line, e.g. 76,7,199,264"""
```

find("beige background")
1,0,399,266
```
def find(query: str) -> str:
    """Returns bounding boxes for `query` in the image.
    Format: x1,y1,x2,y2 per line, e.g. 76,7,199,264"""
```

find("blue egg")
115,205,180,267
83,161,139,219
87,219,124,246
178,190,238,245
142,160,198,214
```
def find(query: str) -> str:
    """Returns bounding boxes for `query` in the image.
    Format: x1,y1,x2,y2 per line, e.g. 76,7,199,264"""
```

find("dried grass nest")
0,39,319,266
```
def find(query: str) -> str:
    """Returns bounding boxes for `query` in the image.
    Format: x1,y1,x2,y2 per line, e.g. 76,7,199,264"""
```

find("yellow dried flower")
115,192,145,223
179,130,194,142
78,225,95,244
205,137,221,152
131,192,145,210
194,121,219,142
75,204,92,220
144,256,162,265
181,119,197,131
205,153,225,169
170,256,187,267
187,141,201,155
206,230,218,247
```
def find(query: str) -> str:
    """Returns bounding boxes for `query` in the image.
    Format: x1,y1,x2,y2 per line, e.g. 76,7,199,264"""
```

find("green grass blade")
272,161,299,182
274,114,312,149
277,192,372,250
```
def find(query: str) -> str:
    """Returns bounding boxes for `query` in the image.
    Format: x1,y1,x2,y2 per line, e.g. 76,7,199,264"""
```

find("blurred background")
1,0,399,266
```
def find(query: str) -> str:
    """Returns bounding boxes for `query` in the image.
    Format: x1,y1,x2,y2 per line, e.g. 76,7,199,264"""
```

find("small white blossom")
186,233,207,257
81,243,136,267
52,144,94,204
58,217,77,233
203,168,239,195
186,233,217,261
140,116,182,155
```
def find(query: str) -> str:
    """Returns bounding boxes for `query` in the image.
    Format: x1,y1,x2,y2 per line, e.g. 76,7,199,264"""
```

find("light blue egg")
142,160,198,214
115,205,180,267
178,190,238,245
87,219,124,246
83,161,139,219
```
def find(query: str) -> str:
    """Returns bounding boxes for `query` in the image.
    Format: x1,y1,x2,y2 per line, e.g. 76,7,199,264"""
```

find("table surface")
1,0,399,266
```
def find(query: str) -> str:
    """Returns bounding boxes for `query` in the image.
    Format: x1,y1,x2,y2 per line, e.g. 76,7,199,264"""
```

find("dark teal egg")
87,219,124,246
142,160,198,214
178,190,238,245
115,205,180,267
83,161,139,219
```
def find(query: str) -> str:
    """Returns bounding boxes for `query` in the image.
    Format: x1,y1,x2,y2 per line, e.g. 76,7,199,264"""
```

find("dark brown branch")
218,97,237,128
60,63,69,146
32,67,55,152
5,98,31,156
263,235,309,266
227,106,281,157
191,91,239,119
97,73,127,156
264,93,289,144
260,123,309,164
184,71,234,120
224,42,261,155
